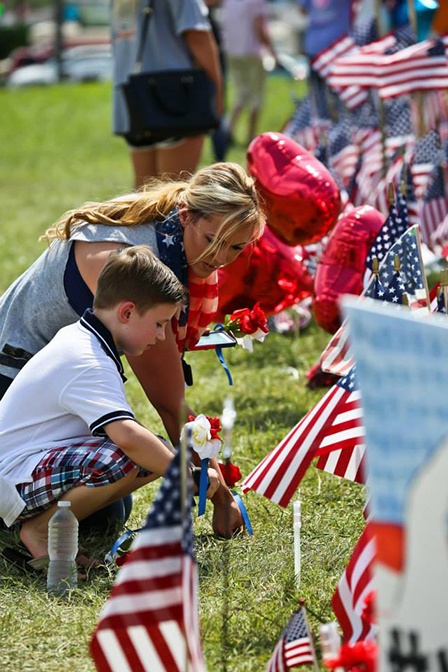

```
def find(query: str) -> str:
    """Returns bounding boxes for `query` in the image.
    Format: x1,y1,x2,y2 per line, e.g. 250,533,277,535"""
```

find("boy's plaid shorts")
16,437,149,520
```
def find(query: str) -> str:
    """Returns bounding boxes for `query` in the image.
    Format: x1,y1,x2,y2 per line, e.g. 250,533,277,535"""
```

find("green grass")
0,77,365,671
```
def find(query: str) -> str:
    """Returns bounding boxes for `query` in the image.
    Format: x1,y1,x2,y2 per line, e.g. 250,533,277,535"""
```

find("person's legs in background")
226,55,265,148
226,55,246,142
130,135,205,188
246,56,265,145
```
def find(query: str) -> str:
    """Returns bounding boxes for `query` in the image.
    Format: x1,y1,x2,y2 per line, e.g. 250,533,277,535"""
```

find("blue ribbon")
215,347,233,386
106,527,140,564
231,491,253,535
212,324,233,386
198,457,209,516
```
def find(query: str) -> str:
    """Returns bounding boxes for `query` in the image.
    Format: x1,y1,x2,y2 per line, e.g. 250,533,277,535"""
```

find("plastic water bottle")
47,501,78,596
319,622,342,670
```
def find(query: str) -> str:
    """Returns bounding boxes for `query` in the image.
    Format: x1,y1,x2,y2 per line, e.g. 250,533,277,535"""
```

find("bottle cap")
57,501,71,508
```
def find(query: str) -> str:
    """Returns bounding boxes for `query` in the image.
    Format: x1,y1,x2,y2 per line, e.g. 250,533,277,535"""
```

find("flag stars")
163,234,176,247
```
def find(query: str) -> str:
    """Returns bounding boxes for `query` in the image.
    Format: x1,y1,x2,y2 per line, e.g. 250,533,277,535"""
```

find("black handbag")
120,1,219,144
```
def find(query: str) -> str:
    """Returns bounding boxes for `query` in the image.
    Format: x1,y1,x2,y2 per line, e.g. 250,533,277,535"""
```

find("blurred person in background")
205,0,230,161
112,0,223,188
432,1,448,35
296,0,356,118
220,0,278,149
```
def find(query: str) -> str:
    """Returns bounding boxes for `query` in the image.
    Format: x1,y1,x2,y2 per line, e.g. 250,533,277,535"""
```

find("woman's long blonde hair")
44,163,265,262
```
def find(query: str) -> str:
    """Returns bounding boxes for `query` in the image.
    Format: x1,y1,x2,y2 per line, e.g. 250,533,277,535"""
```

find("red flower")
208,416,222,441
361,590,376,625
325,641,377,672
218,460,242,487
228,302,269,336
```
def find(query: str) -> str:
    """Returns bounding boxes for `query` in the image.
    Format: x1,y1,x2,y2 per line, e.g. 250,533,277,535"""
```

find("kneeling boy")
0,245,220,566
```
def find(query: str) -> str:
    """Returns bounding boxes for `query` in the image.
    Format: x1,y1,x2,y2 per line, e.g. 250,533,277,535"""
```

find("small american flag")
332,526,376,643
311,34,368,111
365,186,410,271
410,129,442,199
354,128,384,205
327,34,397,91
328,116,360,188
329,36,448,100
240,385,348,506
266,607,317,671
241,364,364,505
327,32,397,95
313,366,365,483
384,98,415,156
90,448,206,672
421,163,448,248
243,232,418,506
312,34,356,80
316,271,407,485
379,38,448,99
321,224,428,376
369,153,405,219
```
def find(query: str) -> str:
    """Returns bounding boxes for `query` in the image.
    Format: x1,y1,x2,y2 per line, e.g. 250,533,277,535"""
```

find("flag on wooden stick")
90,446,206,672
266,606,318,672
320,224,429,377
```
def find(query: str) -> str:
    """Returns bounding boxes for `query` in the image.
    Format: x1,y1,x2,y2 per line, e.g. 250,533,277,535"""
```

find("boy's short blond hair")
93,245,188,313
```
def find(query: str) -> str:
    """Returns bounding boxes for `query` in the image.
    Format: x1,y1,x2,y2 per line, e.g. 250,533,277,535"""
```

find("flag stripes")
241,385,349,506
90,448,206,672
315,443,365,484
331,526,376,643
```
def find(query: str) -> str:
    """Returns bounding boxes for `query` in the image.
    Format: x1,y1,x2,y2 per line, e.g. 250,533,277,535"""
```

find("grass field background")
0,76,365,671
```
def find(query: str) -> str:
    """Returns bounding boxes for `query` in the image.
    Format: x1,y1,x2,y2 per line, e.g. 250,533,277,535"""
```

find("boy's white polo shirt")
0,309,136,526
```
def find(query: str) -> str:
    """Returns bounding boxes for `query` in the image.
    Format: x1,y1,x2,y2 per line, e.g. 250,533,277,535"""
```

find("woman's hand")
205,467,221,499
212,494,244,539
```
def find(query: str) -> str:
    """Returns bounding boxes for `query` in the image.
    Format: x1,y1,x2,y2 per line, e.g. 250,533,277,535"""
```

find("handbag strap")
134,0,154,73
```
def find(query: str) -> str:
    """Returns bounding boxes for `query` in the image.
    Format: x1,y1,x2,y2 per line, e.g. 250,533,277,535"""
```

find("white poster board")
343,297,448,669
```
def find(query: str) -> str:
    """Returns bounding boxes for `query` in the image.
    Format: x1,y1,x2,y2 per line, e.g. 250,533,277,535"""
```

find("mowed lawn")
0,77,365,671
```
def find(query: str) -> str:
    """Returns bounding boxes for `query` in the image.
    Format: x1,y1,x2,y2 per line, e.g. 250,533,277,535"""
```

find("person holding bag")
112,0,223,188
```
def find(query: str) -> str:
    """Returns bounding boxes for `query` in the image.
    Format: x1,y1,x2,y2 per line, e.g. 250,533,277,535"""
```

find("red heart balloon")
313,205,385,334
247,132,341,246
216,227,314,321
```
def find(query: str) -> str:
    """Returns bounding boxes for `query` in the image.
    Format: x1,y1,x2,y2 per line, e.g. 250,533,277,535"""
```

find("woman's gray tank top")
0,223,158,379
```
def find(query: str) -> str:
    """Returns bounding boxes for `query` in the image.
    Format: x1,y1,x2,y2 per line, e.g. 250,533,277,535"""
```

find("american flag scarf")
156,208,219,353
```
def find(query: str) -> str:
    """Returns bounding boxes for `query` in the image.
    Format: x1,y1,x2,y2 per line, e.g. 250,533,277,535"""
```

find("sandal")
0,546,43,575
1,544,101,576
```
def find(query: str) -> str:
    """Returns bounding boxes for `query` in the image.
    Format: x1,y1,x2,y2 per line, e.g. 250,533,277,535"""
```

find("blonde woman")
0,162,265,538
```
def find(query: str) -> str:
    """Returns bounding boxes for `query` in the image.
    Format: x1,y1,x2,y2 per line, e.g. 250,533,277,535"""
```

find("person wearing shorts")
0,246,220,567
111,0,223,187
221,0,277,147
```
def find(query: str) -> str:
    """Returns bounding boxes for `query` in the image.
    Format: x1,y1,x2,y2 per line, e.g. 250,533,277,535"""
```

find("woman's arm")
74,240,124,294
183,28,223,116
